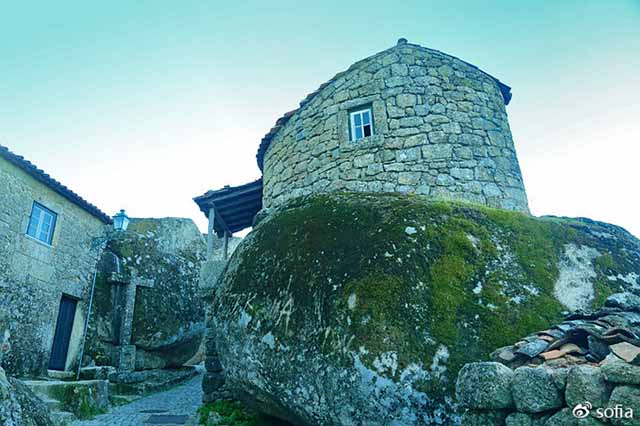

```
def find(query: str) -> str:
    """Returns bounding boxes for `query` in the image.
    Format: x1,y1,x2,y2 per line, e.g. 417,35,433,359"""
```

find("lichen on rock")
85,217,206,370
210,192,640,425
0,366,53,426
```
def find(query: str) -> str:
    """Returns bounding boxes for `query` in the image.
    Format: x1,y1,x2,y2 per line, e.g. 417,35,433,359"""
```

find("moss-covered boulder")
0,367,53,426
86,218,206,369
210,193,640,426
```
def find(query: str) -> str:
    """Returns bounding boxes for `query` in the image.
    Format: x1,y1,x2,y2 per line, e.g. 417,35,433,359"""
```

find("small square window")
349,108,374,141
26,202,57,245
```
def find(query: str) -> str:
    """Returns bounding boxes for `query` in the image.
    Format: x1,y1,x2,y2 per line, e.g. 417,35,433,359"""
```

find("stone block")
566,366,612,409
602,356,640,385
423,144,453,162
460,410,508,426
512,366,563,413
353,154,375,168
118,345,136,372
403,134,427,148
365,163,384,176
398,116,422,127
396,93,416,107
544,408,577,426
424,114,450,124
390,63,408,76
506,413,533,426
451,168,474,181
395,147,421,162
398,172,421,185
608,386,640,426
414,104,430,116
396,127,420,137
455,362,515,410
459,133,485,146
386,77,406,88
454,146,473,160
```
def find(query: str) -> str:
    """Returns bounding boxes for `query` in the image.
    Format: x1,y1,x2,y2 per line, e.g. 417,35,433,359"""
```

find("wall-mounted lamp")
113,209,130,231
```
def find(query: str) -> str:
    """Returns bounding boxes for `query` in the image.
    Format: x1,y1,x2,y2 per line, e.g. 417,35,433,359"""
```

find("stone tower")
257,39,529,213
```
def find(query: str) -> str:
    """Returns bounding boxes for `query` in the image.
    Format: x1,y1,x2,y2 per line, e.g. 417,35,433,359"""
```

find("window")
26,202,57,245
349,108,374,141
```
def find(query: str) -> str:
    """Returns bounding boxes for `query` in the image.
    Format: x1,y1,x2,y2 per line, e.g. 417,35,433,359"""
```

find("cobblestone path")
71,374,203,426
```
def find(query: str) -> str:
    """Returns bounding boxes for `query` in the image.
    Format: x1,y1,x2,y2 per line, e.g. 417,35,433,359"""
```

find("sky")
1,1,639,237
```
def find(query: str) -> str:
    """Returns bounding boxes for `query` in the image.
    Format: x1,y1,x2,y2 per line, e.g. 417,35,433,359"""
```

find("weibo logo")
572,402,592,419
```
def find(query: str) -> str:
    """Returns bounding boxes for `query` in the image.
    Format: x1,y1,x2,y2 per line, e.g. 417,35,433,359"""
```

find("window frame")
26,201,57,245
349,107,374,142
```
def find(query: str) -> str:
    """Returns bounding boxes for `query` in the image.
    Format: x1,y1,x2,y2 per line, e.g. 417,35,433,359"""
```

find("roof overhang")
193,179,262,236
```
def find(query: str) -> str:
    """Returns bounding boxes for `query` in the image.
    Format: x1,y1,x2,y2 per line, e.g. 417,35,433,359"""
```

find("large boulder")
86,218,206,369
210,193,640,426
0,366,53,426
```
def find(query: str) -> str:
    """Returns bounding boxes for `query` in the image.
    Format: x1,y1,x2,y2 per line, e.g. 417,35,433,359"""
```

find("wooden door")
48,296,77,371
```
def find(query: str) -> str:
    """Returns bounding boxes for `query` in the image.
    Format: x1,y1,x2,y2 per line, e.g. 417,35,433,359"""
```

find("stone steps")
26,382,79,426
47,369,76,381
25,378,110,424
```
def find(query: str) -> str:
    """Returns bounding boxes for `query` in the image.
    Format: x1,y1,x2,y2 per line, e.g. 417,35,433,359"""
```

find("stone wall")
457,361,640,426
456,293,640,425
263,41,529,213
0,157,107,377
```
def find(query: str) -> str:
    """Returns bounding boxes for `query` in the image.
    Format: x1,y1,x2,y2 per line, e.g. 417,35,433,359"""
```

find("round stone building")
257,38,529,214
196,39,530,240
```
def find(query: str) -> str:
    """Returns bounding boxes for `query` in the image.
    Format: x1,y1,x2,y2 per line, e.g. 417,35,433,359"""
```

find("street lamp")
113,209,130,231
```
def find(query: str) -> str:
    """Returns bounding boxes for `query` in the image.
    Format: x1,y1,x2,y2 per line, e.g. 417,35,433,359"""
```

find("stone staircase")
25,382,78,425
22,367,199,425
24,377,109,426
43,399,77,425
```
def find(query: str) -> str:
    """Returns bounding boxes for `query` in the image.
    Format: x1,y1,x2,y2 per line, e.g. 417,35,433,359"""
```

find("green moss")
127,219,160,234
50,384,106,420
197,400,290,426
595,253,616,272
215,192,640,408
100,219,205,352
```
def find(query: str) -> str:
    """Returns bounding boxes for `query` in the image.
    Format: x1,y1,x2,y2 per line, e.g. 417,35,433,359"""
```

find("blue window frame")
26,202,57,245
349,108,373,141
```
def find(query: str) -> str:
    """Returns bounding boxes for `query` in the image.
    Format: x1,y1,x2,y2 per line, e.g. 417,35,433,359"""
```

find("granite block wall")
0,157,107,377
262,41,529,213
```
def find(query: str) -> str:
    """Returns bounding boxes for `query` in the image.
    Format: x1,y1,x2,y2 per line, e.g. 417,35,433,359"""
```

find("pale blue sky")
1,1,639,237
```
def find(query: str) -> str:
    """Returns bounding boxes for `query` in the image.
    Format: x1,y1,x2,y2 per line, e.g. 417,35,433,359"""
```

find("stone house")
0,144,111,377
194,38,529,246
194,38,532,405
0,144,207,382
